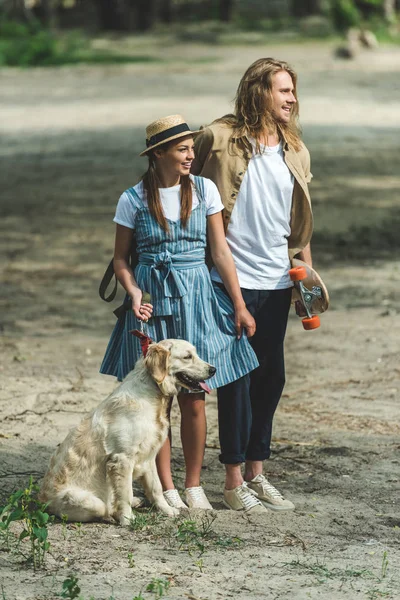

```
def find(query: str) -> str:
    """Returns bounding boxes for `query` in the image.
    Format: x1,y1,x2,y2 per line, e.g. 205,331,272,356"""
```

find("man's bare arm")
296,243,312,267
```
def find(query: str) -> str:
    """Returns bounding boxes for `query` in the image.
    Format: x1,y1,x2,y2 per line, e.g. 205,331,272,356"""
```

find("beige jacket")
191,122,313,260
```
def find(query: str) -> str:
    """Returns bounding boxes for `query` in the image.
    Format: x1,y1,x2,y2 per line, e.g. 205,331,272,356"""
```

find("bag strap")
99,259,117,303
99,185,142,305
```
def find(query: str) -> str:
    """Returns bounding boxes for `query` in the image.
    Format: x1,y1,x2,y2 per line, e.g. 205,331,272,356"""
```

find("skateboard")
289,259,329,330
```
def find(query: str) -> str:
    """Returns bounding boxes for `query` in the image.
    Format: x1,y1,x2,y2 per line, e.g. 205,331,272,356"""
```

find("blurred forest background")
1,0,399,66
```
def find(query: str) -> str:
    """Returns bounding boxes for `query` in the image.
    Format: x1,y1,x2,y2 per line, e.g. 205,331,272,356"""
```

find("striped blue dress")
100,176,259,387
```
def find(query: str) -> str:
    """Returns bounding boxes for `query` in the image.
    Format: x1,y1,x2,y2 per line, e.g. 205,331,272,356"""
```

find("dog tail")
49,487,107,522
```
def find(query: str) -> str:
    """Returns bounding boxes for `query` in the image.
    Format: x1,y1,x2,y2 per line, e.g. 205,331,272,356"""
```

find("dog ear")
157,339,173,352
144,344,170,384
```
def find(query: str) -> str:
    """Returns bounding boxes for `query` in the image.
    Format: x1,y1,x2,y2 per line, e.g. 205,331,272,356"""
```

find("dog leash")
129,318,152,357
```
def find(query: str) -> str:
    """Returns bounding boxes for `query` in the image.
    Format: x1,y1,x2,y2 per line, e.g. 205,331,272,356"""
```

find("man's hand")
295,300,307,317
296,243,312,268
234,307,256,339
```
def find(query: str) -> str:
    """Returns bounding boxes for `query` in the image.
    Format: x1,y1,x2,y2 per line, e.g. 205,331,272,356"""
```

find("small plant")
214,535,243,548
194,558,204,573
0,477,53,570
381,550,389,578
0,508,13,551
127,551,135,568
175,518,206,556
75,522,83,537
146,578,170,599
60,575,81,600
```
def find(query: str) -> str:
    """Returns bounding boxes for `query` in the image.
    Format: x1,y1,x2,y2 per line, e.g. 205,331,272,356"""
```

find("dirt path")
1,41,399,600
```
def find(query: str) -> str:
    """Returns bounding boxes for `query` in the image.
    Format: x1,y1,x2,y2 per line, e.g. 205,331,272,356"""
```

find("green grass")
282,552,395,595
172,513,243,557
129,510,243,560
129,507,166,532
60,50,160,65
0,21,162,67
60,574,170,600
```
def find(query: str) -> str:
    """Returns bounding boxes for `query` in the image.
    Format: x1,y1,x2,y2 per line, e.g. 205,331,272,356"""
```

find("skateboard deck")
289,258,329,330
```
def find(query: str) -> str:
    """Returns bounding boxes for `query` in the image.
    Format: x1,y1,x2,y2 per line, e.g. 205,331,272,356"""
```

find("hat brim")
139,129,201,156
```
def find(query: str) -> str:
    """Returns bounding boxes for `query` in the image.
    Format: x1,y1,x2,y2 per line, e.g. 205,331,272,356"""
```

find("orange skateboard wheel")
289,266,307,281
302,315,320,330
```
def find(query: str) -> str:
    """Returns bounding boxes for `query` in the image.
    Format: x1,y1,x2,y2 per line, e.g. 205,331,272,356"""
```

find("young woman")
100,115,258,510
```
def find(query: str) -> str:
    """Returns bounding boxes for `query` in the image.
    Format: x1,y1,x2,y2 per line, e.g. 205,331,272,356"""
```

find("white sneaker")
223,482,268,514
163,489,187,509
247,474,295,511
185,486,213,510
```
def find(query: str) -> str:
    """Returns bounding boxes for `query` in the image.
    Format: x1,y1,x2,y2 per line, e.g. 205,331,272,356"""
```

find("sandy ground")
1,40,400,599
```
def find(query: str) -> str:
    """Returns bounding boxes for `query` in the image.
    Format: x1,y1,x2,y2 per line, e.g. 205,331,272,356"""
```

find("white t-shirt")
114,176,224,229
211,140,294,290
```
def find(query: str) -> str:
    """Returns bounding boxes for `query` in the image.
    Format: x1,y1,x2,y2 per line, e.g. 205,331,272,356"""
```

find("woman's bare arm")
114,224,152,321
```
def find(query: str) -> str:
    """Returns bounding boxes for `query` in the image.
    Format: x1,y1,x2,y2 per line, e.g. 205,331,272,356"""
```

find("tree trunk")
383,0,396,22
290,0,324,17
133,0,156,31
159,0,172,23
38,0,60,29
219,0,234,22
94,0,132,31
4,0,34,21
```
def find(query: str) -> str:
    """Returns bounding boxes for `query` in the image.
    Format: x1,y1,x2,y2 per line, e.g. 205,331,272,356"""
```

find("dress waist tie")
139,248,206,317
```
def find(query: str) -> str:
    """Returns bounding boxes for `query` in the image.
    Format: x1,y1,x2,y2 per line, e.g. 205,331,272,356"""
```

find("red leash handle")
129,329,152,357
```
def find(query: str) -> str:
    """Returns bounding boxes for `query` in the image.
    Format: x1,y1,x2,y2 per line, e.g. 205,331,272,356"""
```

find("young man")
192,58,313,513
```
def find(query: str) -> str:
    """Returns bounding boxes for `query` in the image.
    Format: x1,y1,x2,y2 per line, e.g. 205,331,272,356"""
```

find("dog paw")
163,506,179,517
120,515,134,527
131,496,144,509
114,510,134,527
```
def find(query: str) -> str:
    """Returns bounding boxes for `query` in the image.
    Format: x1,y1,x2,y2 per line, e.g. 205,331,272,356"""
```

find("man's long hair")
218,57,302,152
142,142,192,233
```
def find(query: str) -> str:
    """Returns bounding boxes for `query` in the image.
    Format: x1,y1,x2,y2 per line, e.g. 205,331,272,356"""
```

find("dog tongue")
199,381,211,394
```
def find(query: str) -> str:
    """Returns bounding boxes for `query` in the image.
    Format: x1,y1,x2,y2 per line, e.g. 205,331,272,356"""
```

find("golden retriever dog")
39,339,216,526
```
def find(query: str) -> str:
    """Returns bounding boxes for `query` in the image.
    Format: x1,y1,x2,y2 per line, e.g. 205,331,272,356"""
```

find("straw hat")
139,114,200,156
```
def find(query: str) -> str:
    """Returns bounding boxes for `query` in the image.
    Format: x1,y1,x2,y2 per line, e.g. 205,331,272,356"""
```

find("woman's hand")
131,290,153,321
234,306,256,339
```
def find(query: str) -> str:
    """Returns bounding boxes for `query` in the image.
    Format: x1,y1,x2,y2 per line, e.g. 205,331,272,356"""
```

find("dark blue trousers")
216,286,292,464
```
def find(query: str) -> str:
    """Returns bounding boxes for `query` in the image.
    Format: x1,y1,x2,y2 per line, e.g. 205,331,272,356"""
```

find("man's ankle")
244,460,263,482
225,477,244,490
225,464,244,490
